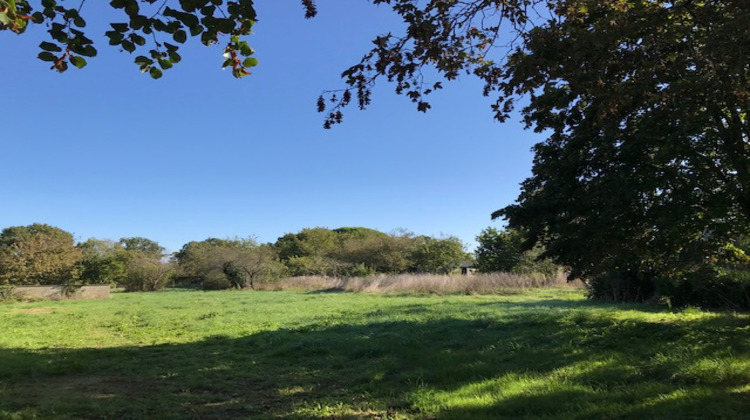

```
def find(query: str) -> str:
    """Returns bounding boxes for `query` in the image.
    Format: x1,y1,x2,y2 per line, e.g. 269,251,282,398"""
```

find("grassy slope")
0,289,748,419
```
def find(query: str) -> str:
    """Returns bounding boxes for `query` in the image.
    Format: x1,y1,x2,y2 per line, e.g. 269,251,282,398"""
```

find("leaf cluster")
1,0,318,78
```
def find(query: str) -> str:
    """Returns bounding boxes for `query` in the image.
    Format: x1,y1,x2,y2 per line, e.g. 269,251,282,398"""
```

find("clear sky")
0,1,543,253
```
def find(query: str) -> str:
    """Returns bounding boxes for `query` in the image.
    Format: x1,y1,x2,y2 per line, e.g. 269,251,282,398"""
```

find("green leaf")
79,45,97,57
189,25,203,36
158,59,173,70
39,41,62,52
134,55,152,66
37,51,58,62
149,66,163,79
106,31,125,45
173,30,187,43
152,19,167,32
121,40,135,53
168,51,182,63
130,15,148,30
131,34,146,46
69,55,87,69
110,22,128,32
243,57,258,67
73,15,85,28
238,42,253,57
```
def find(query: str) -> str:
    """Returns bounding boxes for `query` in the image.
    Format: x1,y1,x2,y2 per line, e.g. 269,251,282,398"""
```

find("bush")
201,272,232,290
122,254,174,291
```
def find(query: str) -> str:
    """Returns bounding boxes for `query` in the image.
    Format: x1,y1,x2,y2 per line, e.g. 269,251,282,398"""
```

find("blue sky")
0,1,542,253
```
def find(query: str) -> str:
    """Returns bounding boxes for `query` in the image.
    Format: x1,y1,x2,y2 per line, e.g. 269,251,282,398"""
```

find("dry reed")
258,271,581,294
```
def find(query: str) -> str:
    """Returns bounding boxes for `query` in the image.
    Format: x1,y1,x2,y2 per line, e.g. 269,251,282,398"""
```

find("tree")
0,0,317,78
119,237,165,258
116,236,172,291
122,252,175,291
408,235,469,274
474,227,562,279
176,237,285,289
474,227,525,273
490,0,750,305
0,223,82,285
77,238,127,285
334,227,413,274
274,228,344,276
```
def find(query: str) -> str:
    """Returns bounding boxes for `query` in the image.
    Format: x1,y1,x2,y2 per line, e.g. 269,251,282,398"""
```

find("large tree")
176,237,285,289
77,238,127,285
408,235,469,274
0,224,82,285
491,0,750,304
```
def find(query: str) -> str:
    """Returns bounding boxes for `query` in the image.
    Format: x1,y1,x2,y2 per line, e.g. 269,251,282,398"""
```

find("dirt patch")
11,308,54,315
3,375,163,402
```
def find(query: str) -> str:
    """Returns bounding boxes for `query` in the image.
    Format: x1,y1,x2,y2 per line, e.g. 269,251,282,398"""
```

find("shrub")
122,254,174,291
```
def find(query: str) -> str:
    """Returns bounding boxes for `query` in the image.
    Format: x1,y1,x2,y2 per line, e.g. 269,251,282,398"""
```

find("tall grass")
260,271,580,293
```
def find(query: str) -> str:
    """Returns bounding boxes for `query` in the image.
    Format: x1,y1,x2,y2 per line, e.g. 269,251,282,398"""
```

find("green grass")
0,288,748,419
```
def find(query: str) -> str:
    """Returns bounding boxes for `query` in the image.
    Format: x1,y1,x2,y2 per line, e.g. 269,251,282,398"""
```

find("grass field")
0,288,748,419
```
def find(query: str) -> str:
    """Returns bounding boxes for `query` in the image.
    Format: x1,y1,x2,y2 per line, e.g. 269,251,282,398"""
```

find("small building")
459,261,477,275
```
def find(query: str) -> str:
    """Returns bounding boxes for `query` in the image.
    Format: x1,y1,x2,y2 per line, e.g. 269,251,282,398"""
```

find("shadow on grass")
0,310,748,419
476,297,670,312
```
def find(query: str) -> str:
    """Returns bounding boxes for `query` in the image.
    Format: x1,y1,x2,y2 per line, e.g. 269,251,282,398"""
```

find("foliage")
0,289,748,418
475,227,562,280
0,0,317,78
489,0,750,308
0,224,81,285
176,237,285,289
334,228,413,274
408,235,469,274
121,252,175,291
119,236,165,258
474,227,525,273
274,227,467,276
77,238,127,285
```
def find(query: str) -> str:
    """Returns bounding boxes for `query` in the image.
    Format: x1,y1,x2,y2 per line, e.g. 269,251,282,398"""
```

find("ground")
0,288,748,419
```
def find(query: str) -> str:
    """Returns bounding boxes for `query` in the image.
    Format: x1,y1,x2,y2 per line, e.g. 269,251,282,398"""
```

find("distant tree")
274,228,342,276
475,227,562,279
115,236,172,291
176,238,285,289
408,235,469,274
119,237,165,258
474,227,525,273
122,252,175,291
77,238,127,285
0,224,82,285
335,228,412,274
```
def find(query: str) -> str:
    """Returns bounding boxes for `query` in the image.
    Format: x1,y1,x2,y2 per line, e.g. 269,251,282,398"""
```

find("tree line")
1,223,550,292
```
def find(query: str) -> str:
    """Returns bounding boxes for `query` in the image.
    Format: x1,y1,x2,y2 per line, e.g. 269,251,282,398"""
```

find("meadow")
0,286,748,419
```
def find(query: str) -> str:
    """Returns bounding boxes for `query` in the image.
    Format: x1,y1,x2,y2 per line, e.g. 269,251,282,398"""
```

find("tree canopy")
489,0,750,306
0,224,81,285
